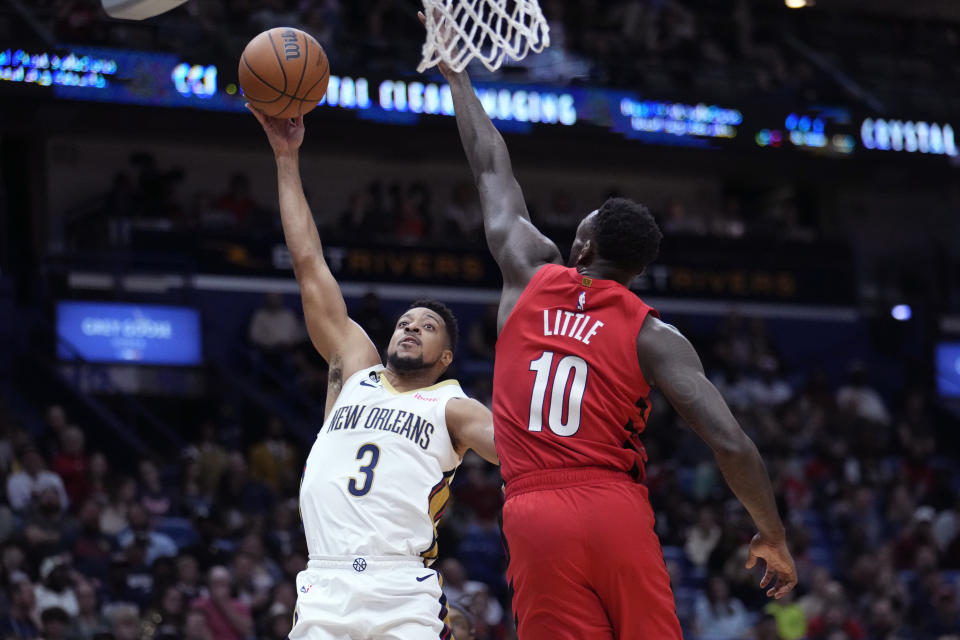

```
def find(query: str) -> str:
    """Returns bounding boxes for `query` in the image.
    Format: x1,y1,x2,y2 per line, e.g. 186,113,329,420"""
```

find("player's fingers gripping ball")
239,27,330,119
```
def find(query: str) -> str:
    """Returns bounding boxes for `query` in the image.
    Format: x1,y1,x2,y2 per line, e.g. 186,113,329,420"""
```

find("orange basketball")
238,27,330,119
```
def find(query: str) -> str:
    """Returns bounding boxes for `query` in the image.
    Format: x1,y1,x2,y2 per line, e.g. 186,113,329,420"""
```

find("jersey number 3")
348,443,380,497
528,351,588,437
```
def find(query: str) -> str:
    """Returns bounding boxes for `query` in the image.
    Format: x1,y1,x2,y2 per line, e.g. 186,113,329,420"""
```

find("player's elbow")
709,428,756,462
291,250,323,278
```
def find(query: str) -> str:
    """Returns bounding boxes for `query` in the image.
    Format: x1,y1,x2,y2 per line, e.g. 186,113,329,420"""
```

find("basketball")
239,27,330,119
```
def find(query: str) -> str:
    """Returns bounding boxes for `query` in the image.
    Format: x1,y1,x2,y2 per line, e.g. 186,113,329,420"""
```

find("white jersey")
300,365,464,565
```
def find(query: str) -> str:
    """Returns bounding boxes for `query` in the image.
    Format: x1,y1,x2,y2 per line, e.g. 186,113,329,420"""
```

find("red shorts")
502,468,682,640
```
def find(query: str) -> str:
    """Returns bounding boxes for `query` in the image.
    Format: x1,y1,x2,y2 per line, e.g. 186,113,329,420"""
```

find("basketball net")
417,0,550,73
101,0,189,20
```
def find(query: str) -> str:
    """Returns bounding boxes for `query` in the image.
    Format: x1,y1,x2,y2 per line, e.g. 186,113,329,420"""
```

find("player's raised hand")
418,9,457,79
746,533,798,599
246,103,305,157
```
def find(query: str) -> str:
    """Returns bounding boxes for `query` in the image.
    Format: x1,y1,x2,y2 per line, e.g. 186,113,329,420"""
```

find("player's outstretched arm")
446,398,498,465
419,12,560,330
248,106,379,411
636,316,798,599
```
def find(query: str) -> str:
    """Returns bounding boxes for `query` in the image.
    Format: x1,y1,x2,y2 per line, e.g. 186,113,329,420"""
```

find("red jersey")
493,264,659,484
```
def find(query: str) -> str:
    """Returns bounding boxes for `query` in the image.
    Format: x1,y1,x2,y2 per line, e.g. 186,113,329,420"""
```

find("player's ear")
440,348,454,369
576,239,595,267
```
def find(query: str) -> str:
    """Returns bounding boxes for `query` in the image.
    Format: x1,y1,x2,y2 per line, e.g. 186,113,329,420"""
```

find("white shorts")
289,556,450,640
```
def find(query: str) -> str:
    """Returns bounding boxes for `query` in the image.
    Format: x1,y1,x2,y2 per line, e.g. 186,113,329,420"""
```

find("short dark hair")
407,298,459,354
591,197,662,273
41,607,70,624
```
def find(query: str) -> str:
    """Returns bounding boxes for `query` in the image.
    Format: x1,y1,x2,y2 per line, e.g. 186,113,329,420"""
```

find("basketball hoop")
418,0,550,73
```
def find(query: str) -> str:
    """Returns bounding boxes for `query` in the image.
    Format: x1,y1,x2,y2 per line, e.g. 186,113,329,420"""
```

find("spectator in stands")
352,292,392,355
864,597,902,640
113,533,155,607
764,589,808,640
807,599,864,639
248,292,304,357
71,499,113,582
178,453,211,521
34,556,78,619
266,500,299,558
440,557,484,609
263,601,294,639
752,613,781,640
99,474,138,537
182,607,213,640
442,183,482,240
104,602,141,640
893,506,938,570
464,581,507,640
52,427,89,506
138,459,175,518
0,573,40,638
467,305,499,361
231,551,273,615
183,422,227,499
836,362,891,426
214,173,261,227
85,451,110,506
148,585,186,638
796,567,836,620
174,553,203,602
248,417,298,494
456,505,506,597
266,580,297,619
661,199,707,236
393,184,430,242
448,602,476,640
693,575,754,640
336,189,378,237
40,405,69,459
215,452,274,536
23,482,75,557
38,606,69,640
749,357,793,408
116,503,178,566
925,583,960,637
6,444,68,513
69,579,101,640
0,502,14,546
191,566,253,640
685,506,722,569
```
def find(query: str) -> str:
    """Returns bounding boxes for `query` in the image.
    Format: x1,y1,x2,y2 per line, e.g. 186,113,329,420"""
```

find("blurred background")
0,0,959,639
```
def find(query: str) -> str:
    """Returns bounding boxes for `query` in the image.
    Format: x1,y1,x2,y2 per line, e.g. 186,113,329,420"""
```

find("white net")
418,0,550,73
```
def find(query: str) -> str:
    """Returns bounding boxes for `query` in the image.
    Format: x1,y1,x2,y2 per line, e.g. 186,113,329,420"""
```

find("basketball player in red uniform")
424,15,798,639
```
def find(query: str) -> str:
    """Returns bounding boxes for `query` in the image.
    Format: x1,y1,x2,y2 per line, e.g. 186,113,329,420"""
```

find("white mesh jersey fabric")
418,0,551,73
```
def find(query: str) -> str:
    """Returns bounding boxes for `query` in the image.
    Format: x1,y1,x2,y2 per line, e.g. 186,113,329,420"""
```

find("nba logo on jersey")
577,291,586,311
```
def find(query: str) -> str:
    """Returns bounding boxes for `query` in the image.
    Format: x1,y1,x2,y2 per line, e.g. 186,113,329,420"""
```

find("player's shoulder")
635,315,699,379
636,314,684,345
515,263,569,299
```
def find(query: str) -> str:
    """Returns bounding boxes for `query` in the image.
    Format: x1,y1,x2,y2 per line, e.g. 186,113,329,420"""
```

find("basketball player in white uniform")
248,105,498,640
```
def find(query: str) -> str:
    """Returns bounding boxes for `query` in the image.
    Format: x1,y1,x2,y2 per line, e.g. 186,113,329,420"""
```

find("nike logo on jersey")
360,380,379,388
415,574,434,582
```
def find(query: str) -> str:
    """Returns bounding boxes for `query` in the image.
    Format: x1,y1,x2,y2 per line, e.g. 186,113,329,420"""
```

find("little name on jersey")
543,309,604,344
325,403,434,450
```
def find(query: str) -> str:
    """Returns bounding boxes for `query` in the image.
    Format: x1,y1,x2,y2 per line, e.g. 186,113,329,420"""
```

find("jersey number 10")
528,351,588,437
